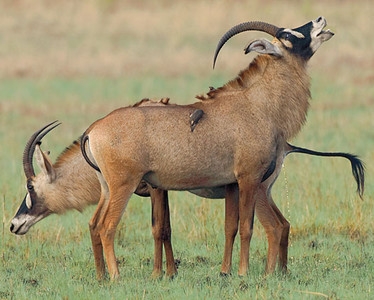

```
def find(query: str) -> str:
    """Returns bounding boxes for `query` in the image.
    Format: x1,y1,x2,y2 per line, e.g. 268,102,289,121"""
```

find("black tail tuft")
80,132,101,173
287,143,365,199
348,154,365,199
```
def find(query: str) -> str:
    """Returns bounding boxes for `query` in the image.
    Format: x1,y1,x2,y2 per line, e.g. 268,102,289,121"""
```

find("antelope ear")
244,38,282,57
35,144,56,182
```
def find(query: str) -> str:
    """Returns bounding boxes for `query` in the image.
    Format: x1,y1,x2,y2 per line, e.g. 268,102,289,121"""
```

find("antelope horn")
23,121,61,178
213,21,280,68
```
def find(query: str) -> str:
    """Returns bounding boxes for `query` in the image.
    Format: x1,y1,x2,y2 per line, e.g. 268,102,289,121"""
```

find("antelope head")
10,121,61,235
213,16,334,67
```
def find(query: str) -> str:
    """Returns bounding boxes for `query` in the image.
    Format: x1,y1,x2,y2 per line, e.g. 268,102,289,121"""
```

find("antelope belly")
143,170,235,191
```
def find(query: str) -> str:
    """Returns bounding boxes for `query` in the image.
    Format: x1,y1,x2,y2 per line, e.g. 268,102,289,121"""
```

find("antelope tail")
287,143,365,199
81,133,101,173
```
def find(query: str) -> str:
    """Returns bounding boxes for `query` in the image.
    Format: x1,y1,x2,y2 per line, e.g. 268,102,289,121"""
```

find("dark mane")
196,55,269,101
54,139,81,168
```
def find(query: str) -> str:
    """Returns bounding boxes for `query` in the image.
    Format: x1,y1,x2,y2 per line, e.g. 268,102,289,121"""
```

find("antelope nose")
10,223,14,232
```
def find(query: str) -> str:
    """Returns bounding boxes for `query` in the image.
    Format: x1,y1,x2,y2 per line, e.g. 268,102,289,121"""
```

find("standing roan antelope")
78,17,345,279
81,98,363,278
11,17,364,279
11,119,364,279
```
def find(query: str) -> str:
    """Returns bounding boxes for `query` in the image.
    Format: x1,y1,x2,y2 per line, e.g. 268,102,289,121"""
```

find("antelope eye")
284,33,291,40
27,182,34,191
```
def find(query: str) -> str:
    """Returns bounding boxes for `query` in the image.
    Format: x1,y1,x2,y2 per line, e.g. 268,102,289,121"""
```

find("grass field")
0,0,373,299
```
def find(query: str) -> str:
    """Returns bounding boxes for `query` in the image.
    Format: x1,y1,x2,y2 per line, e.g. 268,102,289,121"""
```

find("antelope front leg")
98,183,137,280
220,183,239,275
237,179,257,276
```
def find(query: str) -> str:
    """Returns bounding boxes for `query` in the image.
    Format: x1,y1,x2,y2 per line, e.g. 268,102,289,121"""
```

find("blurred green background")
0,0,373,298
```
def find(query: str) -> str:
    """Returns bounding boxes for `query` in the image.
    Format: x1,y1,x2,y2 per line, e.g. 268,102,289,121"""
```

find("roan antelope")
11,18,364,279
78,17,357,279
11,118,364,279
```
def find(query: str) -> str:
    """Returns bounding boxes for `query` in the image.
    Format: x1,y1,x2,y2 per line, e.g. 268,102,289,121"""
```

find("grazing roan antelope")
10,99,176,277
11,118,364,279
78,17,343,279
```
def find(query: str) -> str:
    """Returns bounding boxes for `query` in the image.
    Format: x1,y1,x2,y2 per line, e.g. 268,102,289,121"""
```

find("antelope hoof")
151,270,163,280
279,266,289,275
109,272,120,281
96,274,105,281
166,271,177,280
220,271,230,277
166,268,177,279
96,271,107,281
282,268,288,274
264,268,275,276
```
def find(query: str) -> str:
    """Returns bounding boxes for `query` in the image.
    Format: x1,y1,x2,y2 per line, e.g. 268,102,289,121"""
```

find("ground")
0,0,373,298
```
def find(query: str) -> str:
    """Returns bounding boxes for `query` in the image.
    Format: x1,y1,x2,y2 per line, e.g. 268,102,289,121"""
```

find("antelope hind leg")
149,188,177,279
268,196,290,272
89,198,106,280
237,178,257,276
255,188,283,275
149,188,164,278
89,181,110,280
161,191,177,277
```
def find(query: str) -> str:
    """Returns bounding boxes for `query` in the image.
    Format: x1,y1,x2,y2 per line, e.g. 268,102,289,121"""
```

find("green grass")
0,0,373,298
0,72,373,299
1,195,374,299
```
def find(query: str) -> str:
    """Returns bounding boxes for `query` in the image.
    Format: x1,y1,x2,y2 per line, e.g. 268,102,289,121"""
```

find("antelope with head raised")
79,17,340,279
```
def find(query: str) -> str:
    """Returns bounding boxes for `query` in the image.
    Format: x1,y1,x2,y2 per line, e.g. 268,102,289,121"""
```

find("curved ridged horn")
23,121,61,178
213,21,280,68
